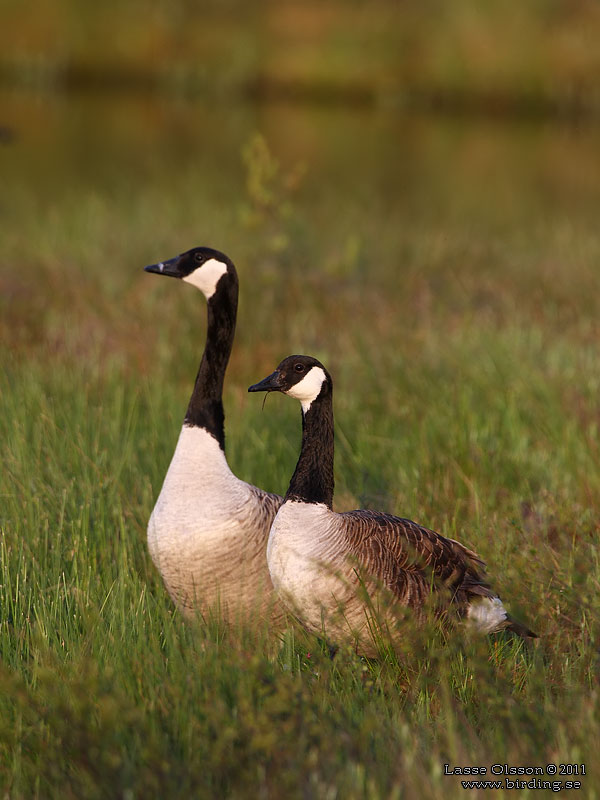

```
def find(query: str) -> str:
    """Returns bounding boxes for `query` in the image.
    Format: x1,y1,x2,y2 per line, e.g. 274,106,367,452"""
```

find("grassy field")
1,93,600,797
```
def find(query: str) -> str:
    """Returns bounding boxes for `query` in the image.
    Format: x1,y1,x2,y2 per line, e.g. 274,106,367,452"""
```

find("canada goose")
145,247,282,623
249,355,536,654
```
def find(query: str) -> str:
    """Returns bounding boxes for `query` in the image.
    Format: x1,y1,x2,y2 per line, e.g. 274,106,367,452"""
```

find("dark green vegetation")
1,85,600,797
2,0,600,116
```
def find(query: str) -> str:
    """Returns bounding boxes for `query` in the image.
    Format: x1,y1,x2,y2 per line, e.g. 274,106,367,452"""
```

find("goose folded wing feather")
340,509,494,608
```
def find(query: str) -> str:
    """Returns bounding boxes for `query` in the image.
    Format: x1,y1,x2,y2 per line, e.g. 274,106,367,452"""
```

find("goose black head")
144,246,235,299
248,355,332,413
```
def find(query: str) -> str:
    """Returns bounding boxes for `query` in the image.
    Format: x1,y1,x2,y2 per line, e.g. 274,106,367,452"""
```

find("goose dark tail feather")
505,615,538,639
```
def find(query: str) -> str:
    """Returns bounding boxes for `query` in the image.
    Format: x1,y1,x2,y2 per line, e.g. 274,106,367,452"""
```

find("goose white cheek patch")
183,258,228,298
286,367,327,412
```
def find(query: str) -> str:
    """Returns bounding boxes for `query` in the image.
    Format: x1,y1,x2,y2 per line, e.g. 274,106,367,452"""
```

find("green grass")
1,99,600,797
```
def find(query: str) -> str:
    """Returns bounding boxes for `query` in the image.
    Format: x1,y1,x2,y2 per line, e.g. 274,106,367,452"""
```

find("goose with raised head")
249,355,535,655
145,247,283,623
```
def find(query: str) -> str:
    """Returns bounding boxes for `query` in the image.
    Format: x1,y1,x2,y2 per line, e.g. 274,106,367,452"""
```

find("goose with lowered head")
249,354,535,655
145,247,282,623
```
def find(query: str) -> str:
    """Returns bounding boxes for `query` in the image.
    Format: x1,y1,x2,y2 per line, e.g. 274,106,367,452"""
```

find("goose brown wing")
339,509,494,609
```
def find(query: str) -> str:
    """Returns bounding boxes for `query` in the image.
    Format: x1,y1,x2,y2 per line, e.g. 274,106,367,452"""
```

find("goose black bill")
248,371,284,393
144,256,183,278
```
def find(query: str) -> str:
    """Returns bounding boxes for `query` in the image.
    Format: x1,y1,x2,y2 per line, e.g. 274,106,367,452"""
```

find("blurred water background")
3,1,600,360
3,0,600,262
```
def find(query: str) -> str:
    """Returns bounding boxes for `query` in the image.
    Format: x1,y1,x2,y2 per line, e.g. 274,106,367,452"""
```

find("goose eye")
294,364,305,373
194,252,204,263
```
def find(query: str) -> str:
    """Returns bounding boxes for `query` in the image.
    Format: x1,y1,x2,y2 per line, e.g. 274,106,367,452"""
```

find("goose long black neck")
285,391,335,508
184,275,238,451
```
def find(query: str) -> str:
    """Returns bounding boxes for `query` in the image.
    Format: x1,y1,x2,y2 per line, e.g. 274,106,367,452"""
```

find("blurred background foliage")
2,0,600,114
